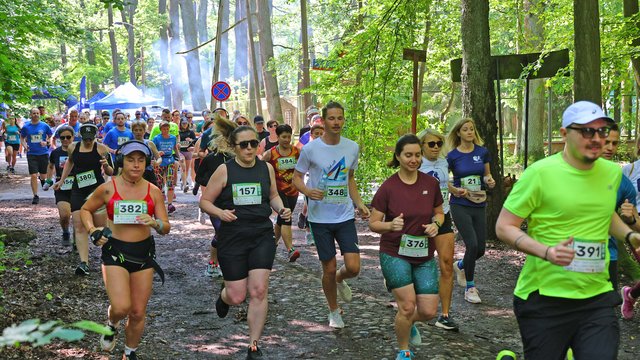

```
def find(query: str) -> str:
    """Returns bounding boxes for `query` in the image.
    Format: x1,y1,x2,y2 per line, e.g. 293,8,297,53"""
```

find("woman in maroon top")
369,134,444,360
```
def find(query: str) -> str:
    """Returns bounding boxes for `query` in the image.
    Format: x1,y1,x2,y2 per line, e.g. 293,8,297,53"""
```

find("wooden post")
403,48,426,134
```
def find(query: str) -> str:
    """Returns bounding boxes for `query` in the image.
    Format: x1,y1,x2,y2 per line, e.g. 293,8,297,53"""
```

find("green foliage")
0,319,111,348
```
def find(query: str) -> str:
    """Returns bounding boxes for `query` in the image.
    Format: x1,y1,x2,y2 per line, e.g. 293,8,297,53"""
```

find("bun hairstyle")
208,114,237,154
388,134,421,168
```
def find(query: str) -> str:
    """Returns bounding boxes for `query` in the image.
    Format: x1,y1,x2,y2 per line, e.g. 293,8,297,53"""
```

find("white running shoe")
464,287,482,304
336,280,352,303
453,260,466,287
99,323,118,352
198,209,207,225
328,309,345,328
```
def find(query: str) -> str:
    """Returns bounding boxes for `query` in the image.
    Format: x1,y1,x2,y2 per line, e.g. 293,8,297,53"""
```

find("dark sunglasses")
268,124,278,128
236,139,259,149
238,121,249,125
187,116,193,119
566,126,610,139
426,141,443,148
59,135,73,140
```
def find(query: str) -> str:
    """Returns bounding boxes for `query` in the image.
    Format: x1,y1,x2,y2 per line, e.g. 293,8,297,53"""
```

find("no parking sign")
211,81,231,102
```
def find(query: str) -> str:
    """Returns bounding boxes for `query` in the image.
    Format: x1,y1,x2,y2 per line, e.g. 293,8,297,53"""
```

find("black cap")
80,123,98,140
253,115,264,124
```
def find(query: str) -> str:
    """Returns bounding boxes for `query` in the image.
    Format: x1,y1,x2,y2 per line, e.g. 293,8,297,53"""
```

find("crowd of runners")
1,100,640,360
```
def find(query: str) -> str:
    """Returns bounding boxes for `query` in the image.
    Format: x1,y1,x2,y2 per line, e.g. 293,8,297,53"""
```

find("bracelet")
155,219,164,233
434,219,442,228
544,246,550,261
625,231,637,243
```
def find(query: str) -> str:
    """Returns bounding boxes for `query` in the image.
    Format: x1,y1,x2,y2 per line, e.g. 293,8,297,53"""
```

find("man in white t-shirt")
293,101,370,329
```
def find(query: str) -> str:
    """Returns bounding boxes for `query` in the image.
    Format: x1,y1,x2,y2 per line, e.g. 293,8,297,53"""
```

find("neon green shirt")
504,153,621,300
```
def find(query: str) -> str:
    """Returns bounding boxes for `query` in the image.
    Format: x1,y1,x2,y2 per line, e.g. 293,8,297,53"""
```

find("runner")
103,112,134,156
130,120,162,185
195,117,237,278
80,140,169,360
495,101,639,359
369,134,443,360
297,123,325,245
3,115,20,174
53,123,114,275
21,107,53,204
152,120,180,214
44,125,75,245
254,115,269,141
446,118,496,304
417,128,458,331
257,120,279,156
199,125,291,359
292,101,370,328
262,124,301,262
178,119,196,193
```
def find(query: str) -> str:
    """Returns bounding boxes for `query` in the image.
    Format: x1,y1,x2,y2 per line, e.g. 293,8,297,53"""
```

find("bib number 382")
564,240,606,273
232,183,262,205
114,200,148,224
398,234,428,257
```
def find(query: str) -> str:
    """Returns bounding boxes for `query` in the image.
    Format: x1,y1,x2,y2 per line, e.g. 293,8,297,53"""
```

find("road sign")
211,81,231,102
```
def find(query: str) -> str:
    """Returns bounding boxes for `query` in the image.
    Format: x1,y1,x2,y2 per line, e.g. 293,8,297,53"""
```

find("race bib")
76,170,97,188
30,134,42,143
277,156,297,170
117,137,130,145
461,175,481,192
232,183,262,205
113,200,148,224
440,186,449,201
564,239,606,273
398,234,429,257
7,134,18,142
60,177,74,191
325,185,349,204
180,140,190,147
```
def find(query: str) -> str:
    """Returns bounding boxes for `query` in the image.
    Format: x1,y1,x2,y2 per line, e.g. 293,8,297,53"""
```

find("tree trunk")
220,0,230,81
159,0,172,107
624,0,640,88
169,0,184,109
573,0,602,103
460,0,503,240
120,6,136,85
523,0,545,161
180,0,207,110
416,3,432,114
246,0,262,116
250,0,263,89
60,43,67,74
234,0,248,86
299,0,312,110
197,0,211,94
513,0,523,158
107,5,121,87
256,0,283,122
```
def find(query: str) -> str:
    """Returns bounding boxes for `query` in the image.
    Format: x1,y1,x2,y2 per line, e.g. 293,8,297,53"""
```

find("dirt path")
0,159,638,359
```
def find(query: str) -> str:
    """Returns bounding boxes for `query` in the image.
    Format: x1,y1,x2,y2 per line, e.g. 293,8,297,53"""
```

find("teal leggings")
379,252,439,295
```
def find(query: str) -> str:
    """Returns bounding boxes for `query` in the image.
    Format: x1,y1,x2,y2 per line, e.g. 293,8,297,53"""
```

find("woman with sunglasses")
446,118,495,304
44,125,75,245
200,125,291,360
3,116,20,174
417,128,458,331
261,124,301,262
257,120,279,157
369,134,443,360
130,120,162,185
179,119,196,192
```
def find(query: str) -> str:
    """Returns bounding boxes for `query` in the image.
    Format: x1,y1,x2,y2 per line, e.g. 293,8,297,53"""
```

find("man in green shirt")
496,101,640,359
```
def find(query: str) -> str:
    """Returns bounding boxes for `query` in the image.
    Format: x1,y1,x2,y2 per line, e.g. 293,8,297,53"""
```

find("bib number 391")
232,183,262,205
399,234,428,257
564,240,606,273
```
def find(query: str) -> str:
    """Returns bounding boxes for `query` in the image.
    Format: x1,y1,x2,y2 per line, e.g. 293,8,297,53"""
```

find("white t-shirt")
623,160,640,206
419,157,450,214
296,136,359,223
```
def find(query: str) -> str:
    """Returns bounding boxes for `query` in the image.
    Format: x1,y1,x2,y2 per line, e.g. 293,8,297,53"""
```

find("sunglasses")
238,121,249,125
426,141,443,148
59,135,73,140
566,126,610,139
187,116,193,119
236,139,259,149
268,124,278,128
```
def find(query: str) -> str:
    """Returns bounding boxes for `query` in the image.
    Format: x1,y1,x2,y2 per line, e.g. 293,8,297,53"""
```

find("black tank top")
264,137,278,151
71,142,105,189
216,158,271,227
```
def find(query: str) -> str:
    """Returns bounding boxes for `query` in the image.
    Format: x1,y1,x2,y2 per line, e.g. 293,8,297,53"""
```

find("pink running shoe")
621,286,636,320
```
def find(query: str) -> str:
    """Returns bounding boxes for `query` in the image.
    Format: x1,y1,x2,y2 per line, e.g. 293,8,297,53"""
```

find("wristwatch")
434,219,442,228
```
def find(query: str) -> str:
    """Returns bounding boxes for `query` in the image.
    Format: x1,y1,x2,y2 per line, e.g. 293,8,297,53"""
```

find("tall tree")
522,0,545,161
460,0,503,239
220,0,230,80
169,0,184,109
120,1,138,85
197,0,211,93
234,0,248,85
159,0,172,107
256,0,283,122
107,4,121,86
180,0,207,110
573,0,602,103
299,0,312,110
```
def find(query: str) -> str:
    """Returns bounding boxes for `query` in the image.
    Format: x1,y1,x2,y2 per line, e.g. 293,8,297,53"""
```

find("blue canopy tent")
69,91,107,111
90,82,159,110
31,86,78,108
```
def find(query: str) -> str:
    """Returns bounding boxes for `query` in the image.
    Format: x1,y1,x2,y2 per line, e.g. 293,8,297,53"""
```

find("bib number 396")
564,240,606,273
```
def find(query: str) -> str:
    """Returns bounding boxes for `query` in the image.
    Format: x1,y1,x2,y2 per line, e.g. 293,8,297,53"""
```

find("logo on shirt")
426,170,440,182
422,190,429,195
325,157,349,182
473,155,482,163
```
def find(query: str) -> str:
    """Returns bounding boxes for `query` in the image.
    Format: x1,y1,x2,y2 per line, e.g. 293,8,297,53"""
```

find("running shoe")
216,290,229,318
453,260,466,287
246,341,263,360
192,183,199,195
32,195,39,205
297,213,307,229
99,324,117,352
122,351,137,360
464,287,481,304
621,286,636,320
409,324,422,346
9,167,14,174
75,262,89,276
305,232,314,246
435,314,459,331
167,203,176,214
205,262,215,277
213,265,223,277
396,350,414,360
328,309,345,328
5,165,9,171
62,231,71,246
288,248,300,262
198,209,207,224
183,184,190,193
336,280,352,302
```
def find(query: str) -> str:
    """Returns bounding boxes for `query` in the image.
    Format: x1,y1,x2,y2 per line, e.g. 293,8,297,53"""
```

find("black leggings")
450,203,487,282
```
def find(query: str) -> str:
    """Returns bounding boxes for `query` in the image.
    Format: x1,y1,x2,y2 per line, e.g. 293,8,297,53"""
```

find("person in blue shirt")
3,115,21,174
103,112,134,158
20,107,53,204
102,111,131,136
153,120,180,214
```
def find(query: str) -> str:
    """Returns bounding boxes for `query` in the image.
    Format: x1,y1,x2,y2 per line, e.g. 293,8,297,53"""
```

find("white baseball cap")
562,101,613,128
